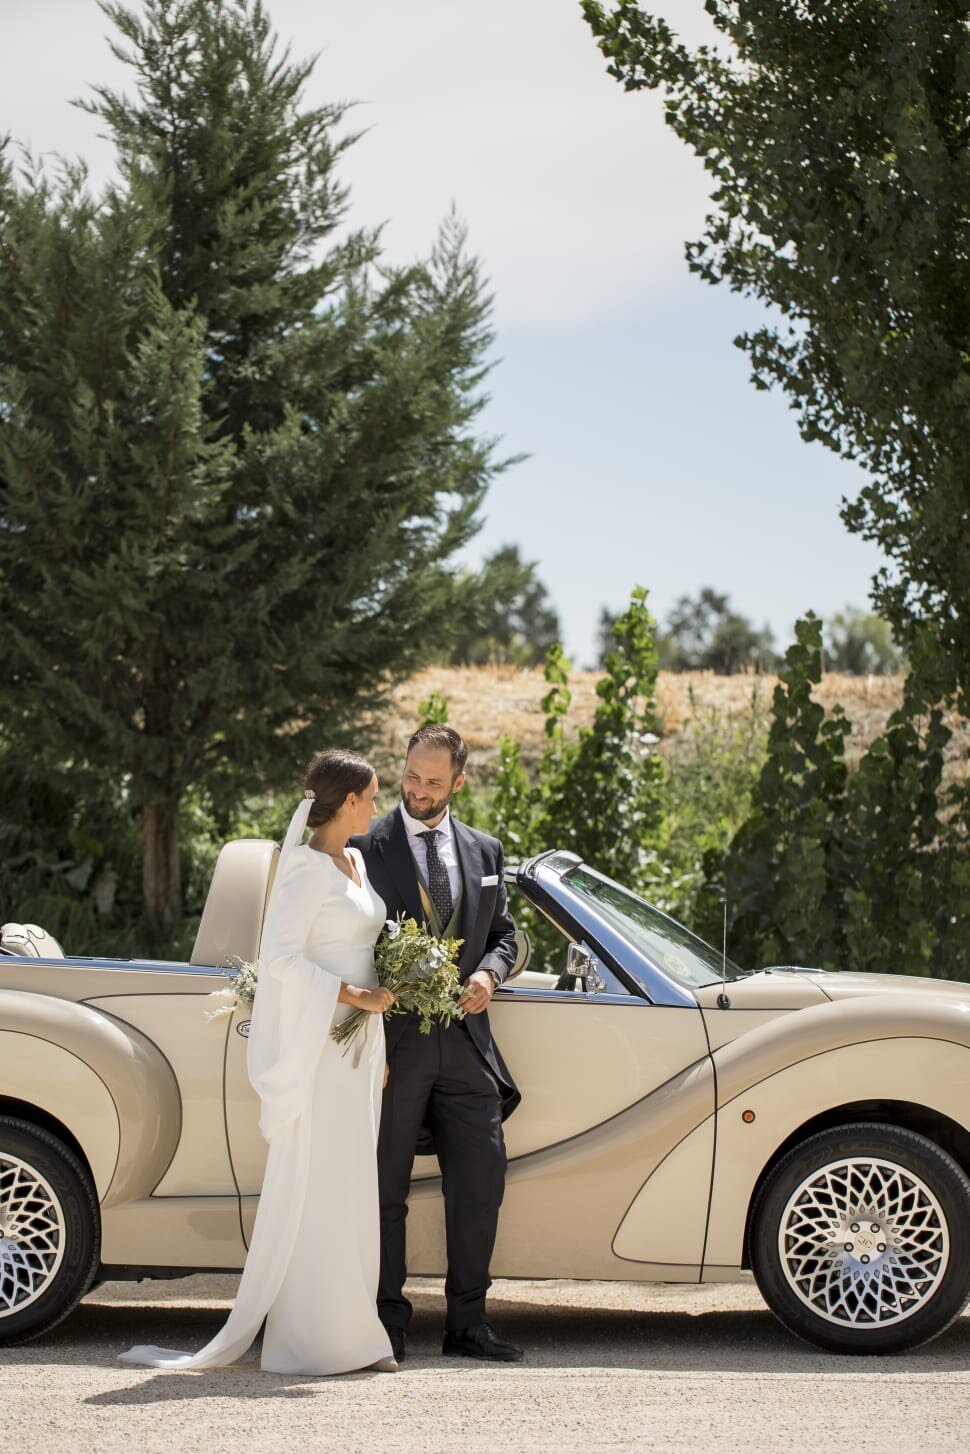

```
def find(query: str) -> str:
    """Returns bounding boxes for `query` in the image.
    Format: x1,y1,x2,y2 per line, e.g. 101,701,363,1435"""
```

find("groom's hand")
458,970,495,1015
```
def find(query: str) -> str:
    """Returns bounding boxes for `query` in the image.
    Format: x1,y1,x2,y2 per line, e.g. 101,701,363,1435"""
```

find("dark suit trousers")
378,1014,507,1332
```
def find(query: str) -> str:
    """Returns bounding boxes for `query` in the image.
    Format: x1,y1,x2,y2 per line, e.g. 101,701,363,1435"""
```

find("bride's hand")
353,986,395,1014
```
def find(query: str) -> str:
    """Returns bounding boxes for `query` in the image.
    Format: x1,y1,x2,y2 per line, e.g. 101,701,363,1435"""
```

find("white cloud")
0,0,719,325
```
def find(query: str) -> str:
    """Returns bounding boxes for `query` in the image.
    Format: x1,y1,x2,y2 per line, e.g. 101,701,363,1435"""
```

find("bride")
120,749,397,1375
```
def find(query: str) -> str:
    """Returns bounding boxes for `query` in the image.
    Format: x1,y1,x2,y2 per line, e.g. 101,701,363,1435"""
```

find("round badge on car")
236,1020,251,1038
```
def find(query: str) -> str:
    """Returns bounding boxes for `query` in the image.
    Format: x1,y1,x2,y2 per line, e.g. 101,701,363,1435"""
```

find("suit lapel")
451,817,483,951
377,807,424,925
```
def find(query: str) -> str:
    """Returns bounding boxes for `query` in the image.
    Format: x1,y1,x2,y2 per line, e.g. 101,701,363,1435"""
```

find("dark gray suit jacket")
350,806,520,1120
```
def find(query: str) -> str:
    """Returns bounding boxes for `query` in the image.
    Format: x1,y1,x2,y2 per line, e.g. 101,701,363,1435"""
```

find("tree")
707,616,967,978
0,0,505,936
824,606,907,675
659,588,777,673
584,2,970,707
446,545,561,666
536,588,665,886
711,615,851,968
594,607,620,669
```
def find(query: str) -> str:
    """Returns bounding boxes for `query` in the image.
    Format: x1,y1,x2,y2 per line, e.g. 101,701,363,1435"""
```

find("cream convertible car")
2,845,969,1355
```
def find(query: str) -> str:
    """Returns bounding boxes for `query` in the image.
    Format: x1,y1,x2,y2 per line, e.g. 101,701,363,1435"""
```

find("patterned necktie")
423,829,454,929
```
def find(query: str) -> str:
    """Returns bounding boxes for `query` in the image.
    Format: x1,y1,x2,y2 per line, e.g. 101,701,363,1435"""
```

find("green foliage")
709,617,968,977
0,746,143,955
0,0,506,933
538,643,573,786
641,686,769,924
0,736,273,960
417,690,450,727
710,615,851,966
584,1,970,706
489,737,536,860
536,588,664,886
469,589,666,881
839,637,964,977
824,607,908,676
447,545,561,666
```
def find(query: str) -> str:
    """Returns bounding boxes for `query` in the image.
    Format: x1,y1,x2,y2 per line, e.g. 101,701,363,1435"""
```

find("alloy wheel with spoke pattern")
778,1155,948,1328
0,1153,68,1316
0,1119,99,1344
752,1124,970,1354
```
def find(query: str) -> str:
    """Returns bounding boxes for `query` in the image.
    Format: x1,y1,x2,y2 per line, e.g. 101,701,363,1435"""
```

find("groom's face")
401,745,465,826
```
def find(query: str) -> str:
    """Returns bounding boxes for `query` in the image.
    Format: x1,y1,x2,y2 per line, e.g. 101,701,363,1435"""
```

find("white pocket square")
480,874,499,887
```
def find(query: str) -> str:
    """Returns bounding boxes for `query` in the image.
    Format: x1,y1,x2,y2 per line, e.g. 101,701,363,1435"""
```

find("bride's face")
347,774,380,836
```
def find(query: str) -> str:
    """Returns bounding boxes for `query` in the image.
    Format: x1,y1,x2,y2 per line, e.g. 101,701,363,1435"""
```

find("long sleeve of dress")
247,853,342,1143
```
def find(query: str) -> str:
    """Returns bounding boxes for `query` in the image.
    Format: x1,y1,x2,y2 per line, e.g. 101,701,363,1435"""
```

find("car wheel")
0,1117,101,1344
750,1123,970,1354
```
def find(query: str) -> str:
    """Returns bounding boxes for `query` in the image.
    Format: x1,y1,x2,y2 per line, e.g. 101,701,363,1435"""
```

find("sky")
0,0,888,665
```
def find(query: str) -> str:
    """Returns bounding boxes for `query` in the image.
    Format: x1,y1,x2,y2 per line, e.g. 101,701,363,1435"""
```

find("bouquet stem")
333,1007,368,1051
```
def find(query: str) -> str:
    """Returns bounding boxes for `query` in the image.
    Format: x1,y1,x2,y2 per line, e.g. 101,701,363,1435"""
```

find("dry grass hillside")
370,666,968,787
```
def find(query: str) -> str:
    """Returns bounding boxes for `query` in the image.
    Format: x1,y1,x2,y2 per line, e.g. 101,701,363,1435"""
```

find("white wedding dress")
119,833,393,1376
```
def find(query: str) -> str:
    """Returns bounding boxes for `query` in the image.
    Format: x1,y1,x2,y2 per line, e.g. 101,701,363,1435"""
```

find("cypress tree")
0,0,503,937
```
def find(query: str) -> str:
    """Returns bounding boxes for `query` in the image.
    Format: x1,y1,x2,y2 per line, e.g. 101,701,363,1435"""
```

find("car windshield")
565,865,748,990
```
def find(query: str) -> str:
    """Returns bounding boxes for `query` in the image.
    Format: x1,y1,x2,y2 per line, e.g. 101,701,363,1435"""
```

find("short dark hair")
406,724,468,777
304,748,375,827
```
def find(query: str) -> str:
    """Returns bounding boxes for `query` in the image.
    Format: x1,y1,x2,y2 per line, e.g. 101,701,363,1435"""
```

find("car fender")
0,990,181,1207
703,994,970,1269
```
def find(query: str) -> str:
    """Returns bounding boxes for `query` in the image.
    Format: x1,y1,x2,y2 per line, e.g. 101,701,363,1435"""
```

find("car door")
402,880,716,1280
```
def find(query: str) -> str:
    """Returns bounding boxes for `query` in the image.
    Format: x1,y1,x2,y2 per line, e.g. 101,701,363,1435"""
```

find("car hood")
815,970,970,1004
708,967,970,1009
697,966,970,1055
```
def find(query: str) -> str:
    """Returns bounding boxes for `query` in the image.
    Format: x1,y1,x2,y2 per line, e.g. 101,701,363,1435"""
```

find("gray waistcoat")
414,861,464,941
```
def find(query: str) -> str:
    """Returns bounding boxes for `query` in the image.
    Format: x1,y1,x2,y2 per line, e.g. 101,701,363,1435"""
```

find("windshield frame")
516,850,749,1002
563,863,748,991
517,852,699,1007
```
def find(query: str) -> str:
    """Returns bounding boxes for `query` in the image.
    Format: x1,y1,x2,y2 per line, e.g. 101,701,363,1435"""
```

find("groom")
352,723,523,1363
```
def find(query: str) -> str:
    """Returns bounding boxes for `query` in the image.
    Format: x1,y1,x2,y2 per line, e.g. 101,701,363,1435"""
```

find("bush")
641,686,769,928
0,747,143,956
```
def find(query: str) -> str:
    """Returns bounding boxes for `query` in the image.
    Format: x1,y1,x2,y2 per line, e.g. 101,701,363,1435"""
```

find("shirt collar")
399,802,452,840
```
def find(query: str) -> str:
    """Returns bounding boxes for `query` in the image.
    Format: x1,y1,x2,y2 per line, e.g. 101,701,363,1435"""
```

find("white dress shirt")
399,803,461,903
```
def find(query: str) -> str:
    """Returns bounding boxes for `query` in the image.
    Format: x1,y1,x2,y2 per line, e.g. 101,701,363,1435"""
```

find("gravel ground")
2,1275,968,1454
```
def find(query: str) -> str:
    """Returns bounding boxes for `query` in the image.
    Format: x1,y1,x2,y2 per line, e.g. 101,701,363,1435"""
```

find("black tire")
0,1116,101,1344
750,1122,970,1354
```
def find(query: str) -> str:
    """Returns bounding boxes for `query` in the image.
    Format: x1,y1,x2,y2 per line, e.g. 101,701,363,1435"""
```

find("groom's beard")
401,785,454,823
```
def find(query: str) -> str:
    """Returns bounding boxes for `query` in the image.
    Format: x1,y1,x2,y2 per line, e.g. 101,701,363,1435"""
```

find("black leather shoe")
383,1326,406,1362
442,1322,524,1362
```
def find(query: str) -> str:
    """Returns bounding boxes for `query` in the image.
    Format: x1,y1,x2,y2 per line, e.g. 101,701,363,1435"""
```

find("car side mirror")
566,942,606,995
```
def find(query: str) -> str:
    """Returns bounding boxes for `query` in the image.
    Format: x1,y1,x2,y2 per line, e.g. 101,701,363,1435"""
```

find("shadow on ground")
4,1284,968,1403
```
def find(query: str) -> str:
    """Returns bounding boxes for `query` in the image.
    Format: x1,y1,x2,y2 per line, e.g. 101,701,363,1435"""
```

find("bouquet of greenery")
331,915,465,1052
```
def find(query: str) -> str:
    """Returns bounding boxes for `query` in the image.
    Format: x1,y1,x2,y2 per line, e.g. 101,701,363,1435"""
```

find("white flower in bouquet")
206,956,259,1020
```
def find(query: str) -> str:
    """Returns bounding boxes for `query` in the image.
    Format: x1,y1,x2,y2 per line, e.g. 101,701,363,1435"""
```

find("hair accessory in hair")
304,789,316,800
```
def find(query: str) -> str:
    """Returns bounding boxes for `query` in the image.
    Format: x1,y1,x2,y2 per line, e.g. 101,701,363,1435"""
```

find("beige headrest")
190,839,279,968
1,923,66,958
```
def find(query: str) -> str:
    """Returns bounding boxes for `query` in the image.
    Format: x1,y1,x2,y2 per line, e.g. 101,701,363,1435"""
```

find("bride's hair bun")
304,748,374,826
